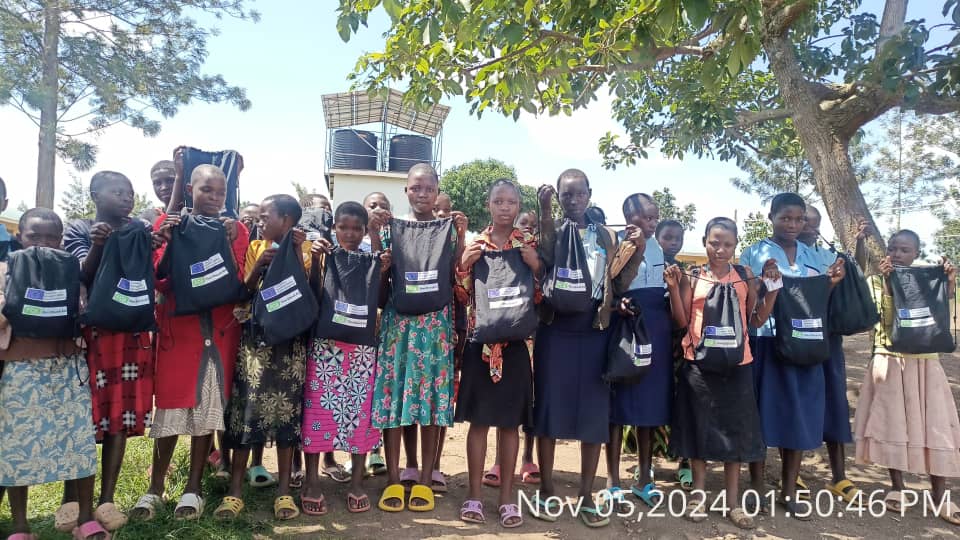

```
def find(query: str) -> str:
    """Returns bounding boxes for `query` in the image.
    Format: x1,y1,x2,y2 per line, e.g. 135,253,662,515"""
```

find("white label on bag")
405,283,439,294
112,292,150,307
405,270,438,282
190,253,224,275
898,307,932,319
634,343,652,356
117,278,147,293
333,313,367,328
335,301,368,316
22,305,68,317
704,338,739,348
704,326,736,337
489,298,524,309
266,289,302,313
791,318,823,329
25,288,66,303
487,287,520,299
261,276,297,301
899,317,936,328
556,267,583,280
792,329,824,340
191,266,229,288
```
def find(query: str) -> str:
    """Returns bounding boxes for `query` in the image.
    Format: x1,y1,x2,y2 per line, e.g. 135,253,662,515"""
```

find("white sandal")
174,493,205,521
131,494,163,521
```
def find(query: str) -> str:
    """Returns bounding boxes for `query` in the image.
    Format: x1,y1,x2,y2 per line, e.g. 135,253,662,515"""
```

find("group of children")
1,161,960,539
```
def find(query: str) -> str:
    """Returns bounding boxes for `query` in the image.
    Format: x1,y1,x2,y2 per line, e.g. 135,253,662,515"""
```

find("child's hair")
263,194,302,224
769,192,806,216
891,229,921,251
655,219,683,238
335,201,368,225
622,193,655,217
488,178,520,198
19,207,63,233
89,171,130,196
151,160,174,175
556,168,590,190
585,205,607,225
408,163,439,183
704,217,738,238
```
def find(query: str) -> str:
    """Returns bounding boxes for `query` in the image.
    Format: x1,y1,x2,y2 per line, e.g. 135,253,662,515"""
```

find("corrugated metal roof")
321,89,450,137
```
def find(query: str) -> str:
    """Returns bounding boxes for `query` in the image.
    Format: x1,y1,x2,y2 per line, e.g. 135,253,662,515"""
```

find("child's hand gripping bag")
888,266,956,354
542,219,594,313
81,220,156,333
313,247,382,346
163,214,246,316
253,231,318,346
692,265,748,373
3,246,81,339
828,251,879,335
773,274,832,366
389,218,454,315
472,249,538,344
604,302,653,384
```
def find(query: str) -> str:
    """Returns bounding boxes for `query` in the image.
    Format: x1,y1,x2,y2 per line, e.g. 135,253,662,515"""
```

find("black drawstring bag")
543,219,594,313
300,208,333,243
253,231,318,346
3,246,80,338
828,251,879,335
603,302,652,384
773,274,832,366
888,266,956,354
390,218,454,315
81,221,156,332
472,249,538,343
161,214,245,316
690,265,748,373
314,248,382,346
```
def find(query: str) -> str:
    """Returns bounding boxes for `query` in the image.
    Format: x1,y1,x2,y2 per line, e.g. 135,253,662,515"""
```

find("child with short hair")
215,194,309,521
0,208,105,540
131,164,249,522
854,229,960,524
656,220,684,266
62,171,155,532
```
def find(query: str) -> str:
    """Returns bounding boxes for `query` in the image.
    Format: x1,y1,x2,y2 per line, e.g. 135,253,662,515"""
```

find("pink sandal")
72,520,110,540
7,534,39,540
400,467,418,487
483,464,501,487
521,462,541,484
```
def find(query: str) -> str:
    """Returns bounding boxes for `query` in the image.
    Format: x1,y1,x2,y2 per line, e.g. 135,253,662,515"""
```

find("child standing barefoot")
854,229,960,525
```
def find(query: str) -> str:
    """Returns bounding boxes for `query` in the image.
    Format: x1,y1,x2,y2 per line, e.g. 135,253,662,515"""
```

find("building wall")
329,170,410,216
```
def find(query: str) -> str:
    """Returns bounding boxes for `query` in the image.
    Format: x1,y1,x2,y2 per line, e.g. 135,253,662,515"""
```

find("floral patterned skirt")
0,355,97,486
302,339,381,454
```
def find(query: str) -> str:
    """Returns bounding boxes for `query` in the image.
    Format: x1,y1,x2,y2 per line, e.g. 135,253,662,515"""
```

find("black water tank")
332,129,378,170
388,134,432,173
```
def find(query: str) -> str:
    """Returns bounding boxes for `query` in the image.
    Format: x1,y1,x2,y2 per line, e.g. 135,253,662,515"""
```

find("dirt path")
257,334,960,539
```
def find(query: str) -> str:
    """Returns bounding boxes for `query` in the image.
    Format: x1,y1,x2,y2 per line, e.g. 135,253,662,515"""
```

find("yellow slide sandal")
274,495,300,521
378,484,405,512
408,484,435,512
826,479,862,506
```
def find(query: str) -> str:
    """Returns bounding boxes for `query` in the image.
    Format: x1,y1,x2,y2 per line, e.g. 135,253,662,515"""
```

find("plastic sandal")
460,499,485,524
499,503,523,528
826,479,861,506
400,467,419,487
482,464,501,487
684,500,707,523
779,498,812,521
408,484,435,512
347,493,371,513
729,507,755,530
301,495,328,516
778,477,810,500
378,484,405,513
72,520,110,540
55,501,79,532
938,501,960,525
130,493,163,521
207,449,221,469
289,470,305,489
631,482,663,508
531,494,560,522
213,496,244,520
431,470,448,493
676,466,694,491
322,464,351,483
93,502,127,531
604,486,630,513
246,465,277,488
577,504,610,528
174,493,204,521
367,453,387,476
885,490,905,513
7,533,38,540
274,495,300,521
520,462,540,484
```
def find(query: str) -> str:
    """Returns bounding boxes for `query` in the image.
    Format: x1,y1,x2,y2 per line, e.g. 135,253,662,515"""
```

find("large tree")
0,1,258,209
652,187,697,230
439,158,536,229
336,0,960,268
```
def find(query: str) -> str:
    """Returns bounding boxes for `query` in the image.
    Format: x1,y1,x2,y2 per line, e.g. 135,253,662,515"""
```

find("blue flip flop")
531,494,561,522
632,482,663,508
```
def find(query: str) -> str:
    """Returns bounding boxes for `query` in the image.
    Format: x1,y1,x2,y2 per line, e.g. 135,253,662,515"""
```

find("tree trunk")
35,1,61,209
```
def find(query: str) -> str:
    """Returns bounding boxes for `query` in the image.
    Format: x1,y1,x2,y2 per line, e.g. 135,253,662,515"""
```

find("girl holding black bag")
853,230,960,525
370,164,468,514
739,193,846,518
531,169,644,528
454,179,540,528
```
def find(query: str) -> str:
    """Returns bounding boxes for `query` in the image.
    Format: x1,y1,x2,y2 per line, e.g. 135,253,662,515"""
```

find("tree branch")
877,0,907,48
763,0,814,36
905,94,960,115
735,107,792,127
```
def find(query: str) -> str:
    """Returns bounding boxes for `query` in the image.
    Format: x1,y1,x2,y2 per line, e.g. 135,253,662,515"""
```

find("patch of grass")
0,437,281,539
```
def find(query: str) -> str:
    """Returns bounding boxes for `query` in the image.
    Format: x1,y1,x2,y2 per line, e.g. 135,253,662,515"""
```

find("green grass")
0,437,282,539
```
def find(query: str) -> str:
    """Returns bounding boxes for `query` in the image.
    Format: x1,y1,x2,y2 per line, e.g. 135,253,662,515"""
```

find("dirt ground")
256,334,960,539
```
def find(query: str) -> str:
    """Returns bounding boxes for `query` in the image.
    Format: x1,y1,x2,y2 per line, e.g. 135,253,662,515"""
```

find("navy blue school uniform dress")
740,239,826,451
809,243,853,444
610,236,672,428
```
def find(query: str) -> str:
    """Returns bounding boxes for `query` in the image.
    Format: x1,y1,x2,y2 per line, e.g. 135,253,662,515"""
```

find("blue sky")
0,0,951,252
